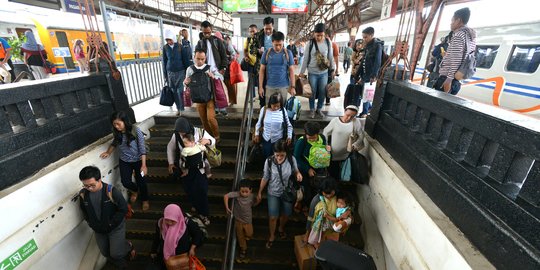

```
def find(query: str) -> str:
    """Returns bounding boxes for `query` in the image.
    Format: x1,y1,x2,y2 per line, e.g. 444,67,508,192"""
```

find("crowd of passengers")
76,6,476,268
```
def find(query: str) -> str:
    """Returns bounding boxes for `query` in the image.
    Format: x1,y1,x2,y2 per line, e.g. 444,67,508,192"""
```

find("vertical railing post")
99,0,116,61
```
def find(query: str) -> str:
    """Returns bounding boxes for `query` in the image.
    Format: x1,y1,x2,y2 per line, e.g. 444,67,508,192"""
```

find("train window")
475,45,499,69
506,45,540,73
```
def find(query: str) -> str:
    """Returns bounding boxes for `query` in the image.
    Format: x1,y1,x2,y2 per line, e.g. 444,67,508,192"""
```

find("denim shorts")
267,193,293,217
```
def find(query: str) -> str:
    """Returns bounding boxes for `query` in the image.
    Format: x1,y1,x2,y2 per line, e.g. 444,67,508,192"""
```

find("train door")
55,31,75,69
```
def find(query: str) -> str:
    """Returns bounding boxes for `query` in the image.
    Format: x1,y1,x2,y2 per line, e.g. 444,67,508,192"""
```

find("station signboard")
173,0,207,12
271,0,308,14
223,0,257,12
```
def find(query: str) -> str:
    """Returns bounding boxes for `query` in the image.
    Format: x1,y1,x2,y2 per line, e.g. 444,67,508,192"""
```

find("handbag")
229,60,244,84
165,253,190,270
212,79,229,109
340,156,352,181
326,81,340,98
346,119,360,152
160,83,175,106
362,82,376,102
189,256,205,270
276,157,297,203
350,151,369,185
205,145,222,167
248,143,264,165
38,50,56,74
295,76,312,98
240,59,250,71
184,87,192,107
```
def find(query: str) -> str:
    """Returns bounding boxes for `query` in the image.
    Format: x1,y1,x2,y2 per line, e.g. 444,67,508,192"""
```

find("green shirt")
344,47,353,60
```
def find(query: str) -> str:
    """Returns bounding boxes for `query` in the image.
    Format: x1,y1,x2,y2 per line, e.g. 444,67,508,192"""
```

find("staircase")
114,108,363,270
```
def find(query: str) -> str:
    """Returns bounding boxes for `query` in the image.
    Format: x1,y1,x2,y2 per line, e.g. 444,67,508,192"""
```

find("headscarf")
159,204,187,259
21,31,44,51
174,117,194,134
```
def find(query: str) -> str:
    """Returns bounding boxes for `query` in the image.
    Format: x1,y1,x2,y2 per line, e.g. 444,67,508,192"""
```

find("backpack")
302,135,331,169
188,65,212,103
79,184,134,219
285,96,301,122
130,126,150,154
455,29,476,80
184,212,208,244
307,38,332,69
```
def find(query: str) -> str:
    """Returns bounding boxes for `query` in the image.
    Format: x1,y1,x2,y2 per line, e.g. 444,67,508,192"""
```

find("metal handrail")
221,72,256,270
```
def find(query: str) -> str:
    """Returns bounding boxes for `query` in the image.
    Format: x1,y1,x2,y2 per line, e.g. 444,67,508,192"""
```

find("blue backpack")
285,96,301,122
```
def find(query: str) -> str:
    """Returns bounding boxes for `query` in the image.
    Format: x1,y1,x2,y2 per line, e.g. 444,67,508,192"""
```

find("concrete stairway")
116,108,363,270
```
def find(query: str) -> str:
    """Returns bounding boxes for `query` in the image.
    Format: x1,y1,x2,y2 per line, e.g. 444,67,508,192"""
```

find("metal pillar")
99,0,116,61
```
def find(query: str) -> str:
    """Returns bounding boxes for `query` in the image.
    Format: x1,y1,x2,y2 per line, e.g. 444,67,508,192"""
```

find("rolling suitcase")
315,240,376,270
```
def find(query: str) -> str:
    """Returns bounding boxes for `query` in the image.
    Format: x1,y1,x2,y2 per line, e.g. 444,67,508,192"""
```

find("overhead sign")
173,0,207,11
52,47,72,57
271,0,308,14
223,0,257,12
1,239,38,270
63,0,94,15
380,0,398,20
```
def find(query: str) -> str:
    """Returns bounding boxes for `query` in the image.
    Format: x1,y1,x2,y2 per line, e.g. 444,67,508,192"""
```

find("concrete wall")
0,105,159,270
357,136,495,270
0,136,121,270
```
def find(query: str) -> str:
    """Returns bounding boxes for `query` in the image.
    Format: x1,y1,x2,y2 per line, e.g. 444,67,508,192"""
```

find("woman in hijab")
150,204,204,269
20,31,49,80
166,117,215,225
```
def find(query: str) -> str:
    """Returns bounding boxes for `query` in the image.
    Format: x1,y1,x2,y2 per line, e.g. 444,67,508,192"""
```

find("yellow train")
0,5,162,73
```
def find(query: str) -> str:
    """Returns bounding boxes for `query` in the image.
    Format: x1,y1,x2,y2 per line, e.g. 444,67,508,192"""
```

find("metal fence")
117,57,164,106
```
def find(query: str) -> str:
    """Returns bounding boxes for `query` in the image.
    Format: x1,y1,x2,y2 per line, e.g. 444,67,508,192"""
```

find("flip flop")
265,240,274,249
278,231,287,240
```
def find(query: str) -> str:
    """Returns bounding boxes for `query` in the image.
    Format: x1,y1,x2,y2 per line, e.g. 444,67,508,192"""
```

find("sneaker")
200,215,210,226
310,110,315,119
221,110,228,117
316,110,325,118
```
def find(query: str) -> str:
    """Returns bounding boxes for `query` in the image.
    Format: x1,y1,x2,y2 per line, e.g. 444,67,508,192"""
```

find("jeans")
261,137,276,160
94,221,130,269
196,99,220,139
267,194,293,217
167,70,186,111
119,159,148,201
361,101,372,115
265,86,289,106
308,72,328,111
343,59,350,72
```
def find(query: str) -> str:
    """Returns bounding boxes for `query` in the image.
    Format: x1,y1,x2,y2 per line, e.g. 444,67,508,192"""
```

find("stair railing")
221,71,256,270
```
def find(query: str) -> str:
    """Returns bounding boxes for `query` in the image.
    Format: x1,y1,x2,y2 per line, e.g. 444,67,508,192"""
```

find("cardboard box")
294,234,317,270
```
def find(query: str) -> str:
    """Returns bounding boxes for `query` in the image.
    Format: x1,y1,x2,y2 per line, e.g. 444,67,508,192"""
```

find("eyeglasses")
82,183,98,189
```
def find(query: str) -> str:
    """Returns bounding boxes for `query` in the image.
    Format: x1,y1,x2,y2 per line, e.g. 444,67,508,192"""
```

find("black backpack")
188,65,212,103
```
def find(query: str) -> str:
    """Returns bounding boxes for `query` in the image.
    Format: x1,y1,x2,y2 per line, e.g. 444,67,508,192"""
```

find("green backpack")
303,136,331,169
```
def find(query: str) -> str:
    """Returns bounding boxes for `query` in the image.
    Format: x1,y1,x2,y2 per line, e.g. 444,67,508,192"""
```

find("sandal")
265,240,274,249
127,241,137,261
239,250,247,259
278,230,287,240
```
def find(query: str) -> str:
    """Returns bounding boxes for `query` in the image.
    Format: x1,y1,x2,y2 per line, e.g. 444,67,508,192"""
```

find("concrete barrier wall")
0,136,122,270
358,136,494,270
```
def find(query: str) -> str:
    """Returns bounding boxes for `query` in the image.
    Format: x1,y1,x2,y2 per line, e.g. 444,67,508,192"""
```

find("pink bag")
363,83,376,102
213,79,229,109
184,87,192,107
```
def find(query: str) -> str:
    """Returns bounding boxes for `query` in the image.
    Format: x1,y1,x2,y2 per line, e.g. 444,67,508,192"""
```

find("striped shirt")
439,26,477,80
116,128,146,163
255,108,293,143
